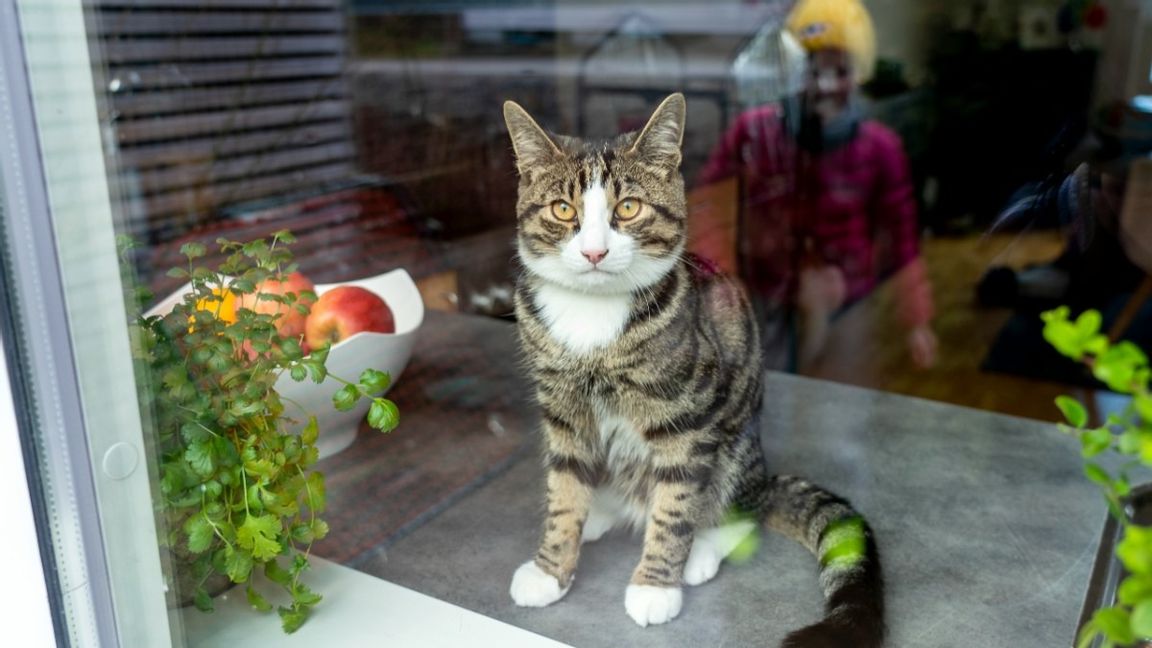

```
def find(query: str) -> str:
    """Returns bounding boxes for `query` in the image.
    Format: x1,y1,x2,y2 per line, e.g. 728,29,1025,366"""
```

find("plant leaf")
1120,429,1142,455
224,547,254,583
184,441,215,477
1119,527,1152,576
246,584,272,612
1081,427,1112,458
1056,395,1088,428
193,588,214,612
1136,393,1152,423
1076,310,1103,336
293,584,322,607
1084,462,1112,487
183,514,214,554
280,337,303,360
180,242,207,259
1093,607,1135,645
237,514,282,561
304,472,326,513
1094,342,1148,393
1142,434,1152,465
279,605,308,634
1076,620,1099,648
180,421,212,445
1042,307,1089,358
367,399,400,432
311,519,329,541
301,416,319,446
1132,600,1152,638
1119,575,1152,606
358,368,391,394
332,384,360,411
264,558,292,587
305,359,327,384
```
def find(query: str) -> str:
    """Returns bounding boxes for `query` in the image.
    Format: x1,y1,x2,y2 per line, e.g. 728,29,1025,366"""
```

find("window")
2,1,1147,646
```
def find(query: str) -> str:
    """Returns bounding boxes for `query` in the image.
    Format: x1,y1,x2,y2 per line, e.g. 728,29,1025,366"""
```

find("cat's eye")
614,198,643,220
551,200,576,222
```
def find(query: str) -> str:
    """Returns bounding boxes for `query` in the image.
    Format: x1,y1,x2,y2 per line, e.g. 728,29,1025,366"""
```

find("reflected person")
695,0,936,369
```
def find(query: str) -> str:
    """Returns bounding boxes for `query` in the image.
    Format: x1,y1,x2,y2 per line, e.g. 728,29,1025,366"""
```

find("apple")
238,271,316,338
304,285,394,349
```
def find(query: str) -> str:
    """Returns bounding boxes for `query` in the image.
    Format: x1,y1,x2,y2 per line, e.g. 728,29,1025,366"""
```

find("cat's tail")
752,474,885,648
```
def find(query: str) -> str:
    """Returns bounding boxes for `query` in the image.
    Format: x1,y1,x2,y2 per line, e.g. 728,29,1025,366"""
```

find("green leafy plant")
1042,306,1152,648
122,230,398,633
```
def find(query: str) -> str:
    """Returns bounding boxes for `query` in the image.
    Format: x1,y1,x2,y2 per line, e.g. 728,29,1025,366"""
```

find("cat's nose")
582,249,608,265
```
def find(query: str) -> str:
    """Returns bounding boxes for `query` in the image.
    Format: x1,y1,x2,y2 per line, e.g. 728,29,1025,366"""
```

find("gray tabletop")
357,316,1107,648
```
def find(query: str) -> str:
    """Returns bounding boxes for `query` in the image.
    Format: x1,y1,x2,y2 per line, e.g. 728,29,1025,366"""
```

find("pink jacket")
696,105,933,328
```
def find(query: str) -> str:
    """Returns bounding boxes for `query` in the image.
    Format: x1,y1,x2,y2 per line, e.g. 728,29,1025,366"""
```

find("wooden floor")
798,229,1111,424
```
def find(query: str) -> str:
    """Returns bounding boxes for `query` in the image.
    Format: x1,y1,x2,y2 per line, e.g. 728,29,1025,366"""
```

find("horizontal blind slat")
112,121,349,169
126,141,355,194
97,12,344,35
115,99,347,143
96,0,338,9
111,78,345,117
102,35,344,63
108,57,343,90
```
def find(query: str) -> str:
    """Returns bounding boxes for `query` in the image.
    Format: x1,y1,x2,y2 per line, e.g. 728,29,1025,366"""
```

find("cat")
502,93,884,647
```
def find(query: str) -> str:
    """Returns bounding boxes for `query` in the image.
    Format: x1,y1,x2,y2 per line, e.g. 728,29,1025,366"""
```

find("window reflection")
65,0,1152,641
91,0,1149,423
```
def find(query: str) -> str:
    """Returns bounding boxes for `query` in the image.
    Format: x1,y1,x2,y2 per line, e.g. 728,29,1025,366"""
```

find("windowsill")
177,557,570,648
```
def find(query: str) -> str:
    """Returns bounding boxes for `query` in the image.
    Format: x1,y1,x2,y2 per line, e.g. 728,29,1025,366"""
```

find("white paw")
682,520,757,586
510,560,570,607
624,584,683,627
683,541,723,586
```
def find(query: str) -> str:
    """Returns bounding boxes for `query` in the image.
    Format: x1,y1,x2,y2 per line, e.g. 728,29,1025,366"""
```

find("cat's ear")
503,100,563,176
629,93,686,171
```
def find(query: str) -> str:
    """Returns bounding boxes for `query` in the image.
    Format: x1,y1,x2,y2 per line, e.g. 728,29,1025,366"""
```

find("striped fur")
503,94,885,646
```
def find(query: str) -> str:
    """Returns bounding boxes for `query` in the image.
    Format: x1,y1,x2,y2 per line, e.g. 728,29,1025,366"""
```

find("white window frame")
0,0,173,645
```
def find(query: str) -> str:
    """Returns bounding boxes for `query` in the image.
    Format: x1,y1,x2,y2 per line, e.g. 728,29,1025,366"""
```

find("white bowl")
147,268,424,459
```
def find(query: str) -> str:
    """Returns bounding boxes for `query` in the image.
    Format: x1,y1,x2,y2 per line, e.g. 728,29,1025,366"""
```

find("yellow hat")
786,0,877,83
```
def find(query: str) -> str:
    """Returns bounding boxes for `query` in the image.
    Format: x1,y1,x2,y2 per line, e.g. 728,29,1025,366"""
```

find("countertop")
347,313,1114,648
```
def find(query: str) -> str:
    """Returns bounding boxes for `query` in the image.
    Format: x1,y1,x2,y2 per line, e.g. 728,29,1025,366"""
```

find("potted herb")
1042,306,1152,647
123,230,399,632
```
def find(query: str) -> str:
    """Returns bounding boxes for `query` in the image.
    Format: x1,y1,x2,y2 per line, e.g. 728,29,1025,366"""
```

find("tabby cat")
503,93,885,647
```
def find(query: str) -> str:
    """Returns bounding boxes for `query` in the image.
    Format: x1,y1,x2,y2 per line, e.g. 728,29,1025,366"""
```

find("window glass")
6,0,1152,646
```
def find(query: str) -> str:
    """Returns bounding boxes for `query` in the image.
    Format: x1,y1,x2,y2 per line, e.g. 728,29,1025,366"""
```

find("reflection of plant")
122,230,398,632
1042,307,1152,647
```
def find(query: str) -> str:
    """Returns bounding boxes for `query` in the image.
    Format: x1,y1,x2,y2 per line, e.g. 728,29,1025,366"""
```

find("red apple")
238,271,316,338
304,285,395,349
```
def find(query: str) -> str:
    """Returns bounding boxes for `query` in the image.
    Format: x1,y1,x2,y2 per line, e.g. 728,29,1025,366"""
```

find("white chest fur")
532,283,632,354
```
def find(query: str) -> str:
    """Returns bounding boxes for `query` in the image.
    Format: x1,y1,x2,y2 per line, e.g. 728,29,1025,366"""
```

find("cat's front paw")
683,540,723,586
624,584,683,627
510,560,570,607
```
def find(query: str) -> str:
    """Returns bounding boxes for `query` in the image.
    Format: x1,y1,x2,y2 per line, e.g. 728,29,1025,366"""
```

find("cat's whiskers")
622,265,659,322
675,250,706,274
